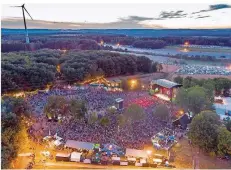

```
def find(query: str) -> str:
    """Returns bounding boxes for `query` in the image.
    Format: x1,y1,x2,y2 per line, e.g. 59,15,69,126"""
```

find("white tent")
70,152,82,162
65,140,94,150
125,148,148,158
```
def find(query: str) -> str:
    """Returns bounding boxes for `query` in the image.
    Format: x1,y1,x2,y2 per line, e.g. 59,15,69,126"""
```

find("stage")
150,79,182,102
154,94,171,101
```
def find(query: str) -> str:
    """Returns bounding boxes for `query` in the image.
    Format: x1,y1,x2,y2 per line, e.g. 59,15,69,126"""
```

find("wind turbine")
11,4,33,44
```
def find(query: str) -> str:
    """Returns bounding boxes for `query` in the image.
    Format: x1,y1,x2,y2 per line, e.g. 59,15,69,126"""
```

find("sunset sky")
1,3,231,29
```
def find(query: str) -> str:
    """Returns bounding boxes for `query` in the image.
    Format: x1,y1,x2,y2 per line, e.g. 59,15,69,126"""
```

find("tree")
44,95,67,118
123,104,145,123
187,86,210,114
153,104,170,120
107,107,117,114
88,112,98,125
117,114,127,127
69,99,86,120
188,111,220,152
1,96,31,117
174,76,183,84
175,88,188,110
156,63,163,72
217,127,231,156
175,86,213,115
183,76,193,88
100,117,110,127
1,99,27,169
224,119,231,132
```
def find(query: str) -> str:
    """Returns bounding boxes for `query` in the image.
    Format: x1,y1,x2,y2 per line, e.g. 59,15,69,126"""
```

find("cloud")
192,4,231,14
1,17,164,29
195,15,210,19
119,16,154,22
153,10,187,20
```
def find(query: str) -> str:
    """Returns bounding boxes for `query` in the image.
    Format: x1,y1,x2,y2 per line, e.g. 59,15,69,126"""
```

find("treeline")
2,49,161,93
174,76,231,96
44,34,231,47
60,50,161,82
2,34,231,52
2,49,60,93
132,40,166,49
189,111,231,156
83,35,231,47
1,96,31,169
1,39,100,52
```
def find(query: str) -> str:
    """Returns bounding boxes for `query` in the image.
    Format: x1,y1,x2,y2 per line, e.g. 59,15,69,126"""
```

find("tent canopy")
56,152,70,158
151,79,182,89
65,140,94,150
125,148,148,158
71,152,81,160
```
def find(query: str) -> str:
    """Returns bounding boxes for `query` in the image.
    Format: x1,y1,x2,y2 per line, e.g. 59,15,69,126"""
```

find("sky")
1,3,231,29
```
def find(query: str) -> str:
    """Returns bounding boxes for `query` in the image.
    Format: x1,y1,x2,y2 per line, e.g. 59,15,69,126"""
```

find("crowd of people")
28,85,177,150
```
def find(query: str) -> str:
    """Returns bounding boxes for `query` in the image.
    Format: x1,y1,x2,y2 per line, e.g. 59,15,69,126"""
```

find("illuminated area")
100,40,104,45
56,64,61,73
59,49,67,53
150,79,182,102
128,79,138,90
146,150,152,155
184,41,189,46
125,96,155,108
227,65,231,71
154,93,170,101
116,43,120,47
88,77,122,91
181,48,189,52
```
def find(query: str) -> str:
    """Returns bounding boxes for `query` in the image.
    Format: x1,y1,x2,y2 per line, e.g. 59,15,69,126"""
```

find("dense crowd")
28,86,176,150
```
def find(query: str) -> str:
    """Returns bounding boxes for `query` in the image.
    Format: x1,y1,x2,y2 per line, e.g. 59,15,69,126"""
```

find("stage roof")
65,140,94,150
151,79,182,89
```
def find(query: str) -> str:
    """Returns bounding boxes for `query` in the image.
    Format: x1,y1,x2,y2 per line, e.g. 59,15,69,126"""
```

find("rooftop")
151,79,182,89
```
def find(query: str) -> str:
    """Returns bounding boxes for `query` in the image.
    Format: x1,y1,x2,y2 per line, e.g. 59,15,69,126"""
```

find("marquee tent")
125,148,148,158
65,140,94,150
70,152,82,162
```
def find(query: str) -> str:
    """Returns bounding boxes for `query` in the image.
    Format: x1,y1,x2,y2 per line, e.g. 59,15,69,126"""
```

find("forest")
2,34,231,52
1,49,160,93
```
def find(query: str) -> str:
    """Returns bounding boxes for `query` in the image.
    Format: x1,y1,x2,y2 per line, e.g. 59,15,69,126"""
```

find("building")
56,153,70,161
172,114,191,129
150,79,182,102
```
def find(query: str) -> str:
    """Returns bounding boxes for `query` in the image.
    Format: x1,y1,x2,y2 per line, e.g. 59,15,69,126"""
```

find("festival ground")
14,135,231,169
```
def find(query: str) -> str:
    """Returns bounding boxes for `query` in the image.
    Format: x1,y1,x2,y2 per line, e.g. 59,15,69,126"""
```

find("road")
34,161,169,169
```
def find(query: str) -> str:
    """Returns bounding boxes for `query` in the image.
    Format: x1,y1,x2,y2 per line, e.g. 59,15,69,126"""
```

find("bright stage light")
109,145,112,150
147,150,152,155
100,40,104,45
131,80,136,84
184,42,189,46
227,65,231,70
155,94,170,101
179,110,184,115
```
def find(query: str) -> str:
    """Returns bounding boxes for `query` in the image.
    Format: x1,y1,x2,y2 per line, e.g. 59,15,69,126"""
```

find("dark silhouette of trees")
2,50,159,93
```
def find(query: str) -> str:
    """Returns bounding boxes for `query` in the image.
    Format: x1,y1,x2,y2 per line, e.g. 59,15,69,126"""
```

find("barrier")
140,159,147,164
142,163,149,167
150,163,158,168
83,159,91,164
112,161,120,165
120,162,128,166
135,163,143,167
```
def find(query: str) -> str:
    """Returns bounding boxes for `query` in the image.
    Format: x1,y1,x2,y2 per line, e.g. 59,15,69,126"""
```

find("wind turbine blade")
23,7,33,20
10,5,22,7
